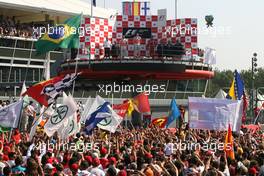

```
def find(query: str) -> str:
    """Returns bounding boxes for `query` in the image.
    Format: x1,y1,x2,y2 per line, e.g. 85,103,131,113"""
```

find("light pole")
251,53,257,123
175,0,178,19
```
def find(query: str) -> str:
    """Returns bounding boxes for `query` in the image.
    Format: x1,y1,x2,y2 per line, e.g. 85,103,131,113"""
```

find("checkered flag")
24,73,80,107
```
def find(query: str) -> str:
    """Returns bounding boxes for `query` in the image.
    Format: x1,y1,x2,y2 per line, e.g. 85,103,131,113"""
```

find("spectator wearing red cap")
84,155,93,165
249,167,258,175
70,163,79,176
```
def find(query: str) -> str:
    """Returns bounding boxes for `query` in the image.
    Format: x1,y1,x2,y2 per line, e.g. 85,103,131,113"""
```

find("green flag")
35,14,81,55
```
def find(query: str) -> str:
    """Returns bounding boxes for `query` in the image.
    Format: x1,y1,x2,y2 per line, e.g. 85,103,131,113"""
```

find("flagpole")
71,59,79,96
71,13,83,96
175,0,178,19
91,0,93,17
110,93,113,139
45,51,51,80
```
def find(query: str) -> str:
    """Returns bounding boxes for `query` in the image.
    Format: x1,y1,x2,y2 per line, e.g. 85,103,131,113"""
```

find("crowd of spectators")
0,15,37,39
157,40,185,58
0,101,263,176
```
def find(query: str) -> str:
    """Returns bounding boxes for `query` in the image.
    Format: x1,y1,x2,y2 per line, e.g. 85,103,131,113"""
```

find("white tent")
0,0,117,18
215,89,227,99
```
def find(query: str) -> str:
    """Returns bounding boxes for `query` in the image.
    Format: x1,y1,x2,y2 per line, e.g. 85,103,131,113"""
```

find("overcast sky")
92,0,264,71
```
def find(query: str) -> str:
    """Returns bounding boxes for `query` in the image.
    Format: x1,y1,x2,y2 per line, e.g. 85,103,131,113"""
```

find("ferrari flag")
24,73,78,107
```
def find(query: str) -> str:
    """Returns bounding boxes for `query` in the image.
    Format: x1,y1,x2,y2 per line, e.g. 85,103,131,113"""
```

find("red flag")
24,74,78,107
112,102,129,118
242,93,248,123
150,117,167,128
224,124,235,160
133,92,150,113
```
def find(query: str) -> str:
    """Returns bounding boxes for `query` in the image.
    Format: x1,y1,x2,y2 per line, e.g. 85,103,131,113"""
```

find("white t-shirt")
90,167,105,176
78,169,91,176
103,40,111,48
0,161,5,175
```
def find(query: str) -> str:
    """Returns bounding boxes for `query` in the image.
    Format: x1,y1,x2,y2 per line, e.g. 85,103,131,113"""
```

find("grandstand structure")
0,0,214,119
0,0,116,97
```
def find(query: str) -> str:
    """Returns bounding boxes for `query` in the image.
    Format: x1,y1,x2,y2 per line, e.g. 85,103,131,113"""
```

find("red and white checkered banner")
79,17,113,60
78,15,198,59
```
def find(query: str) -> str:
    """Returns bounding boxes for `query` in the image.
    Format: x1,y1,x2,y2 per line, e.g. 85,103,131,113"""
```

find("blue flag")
234,70,244,100
85,102,110,134
226,70,245,100
166,98,181,128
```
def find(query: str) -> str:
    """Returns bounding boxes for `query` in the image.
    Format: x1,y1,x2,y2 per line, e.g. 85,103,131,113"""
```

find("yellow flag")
127,99,134,117
228,79,236,100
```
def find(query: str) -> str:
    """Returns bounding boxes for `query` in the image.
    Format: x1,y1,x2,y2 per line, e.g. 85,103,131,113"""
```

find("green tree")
206,68,264,97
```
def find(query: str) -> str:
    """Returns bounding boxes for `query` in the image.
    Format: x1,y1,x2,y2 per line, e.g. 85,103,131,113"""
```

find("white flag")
29,106,45,141
97,106,123,133
80,96,93,123
188,97,243,132
81,95,105,123
59,112,80,141
0,100,23,128
44,93,78,137
204,47,216,65
20,81,30,107
85,95,123,133
20,81,27,97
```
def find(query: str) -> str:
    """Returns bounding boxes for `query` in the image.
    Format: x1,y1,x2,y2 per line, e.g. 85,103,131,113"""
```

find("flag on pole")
112,101,129,118
97,106,123,133
20,81,30,108
150,117,167,128
85,102,111,134
123,2,132,16
20,81,27,97
81,95,105,123
0,100,23,128
226,70,247,122
224,124,235,160
228,80,236,100
123,1,150,16
133,92,150,113
24,73,78,107
127,99,135,117
227,70,245,100
132,2,141,16
44,93,78,137
35,14,81,55
140,2,151,16
29,106,45,141
59,112,80,141
166,98,180,128
80,97,93,123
